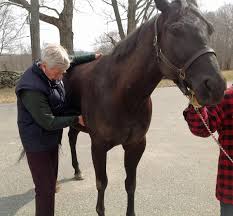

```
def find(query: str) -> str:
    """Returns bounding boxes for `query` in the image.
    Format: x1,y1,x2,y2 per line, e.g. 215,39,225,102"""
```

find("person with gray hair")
15,44,100,216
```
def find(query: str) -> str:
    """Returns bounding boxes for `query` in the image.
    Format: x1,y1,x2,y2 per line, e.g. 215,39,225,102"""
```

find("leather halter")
153,15,216,95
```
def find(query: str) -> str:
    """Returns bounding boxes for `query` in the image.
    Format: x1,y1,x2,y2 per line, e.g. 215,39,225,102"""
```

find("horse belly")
92,98,152,145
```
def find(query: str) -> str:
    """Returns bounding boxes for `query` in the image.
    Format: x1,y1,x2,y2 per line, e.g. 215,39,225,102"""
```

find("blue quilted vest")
15,63,66,152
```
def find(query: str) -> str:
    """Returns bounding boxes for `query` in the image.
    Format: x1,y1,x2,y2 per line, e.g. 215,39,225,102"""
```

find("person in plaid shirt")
183,86,233,216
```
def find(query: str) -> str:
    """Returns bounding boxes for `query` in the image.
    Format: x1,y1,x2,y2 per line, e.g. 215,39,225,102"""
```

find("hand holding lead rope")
188,91,202,109
185,91,233,164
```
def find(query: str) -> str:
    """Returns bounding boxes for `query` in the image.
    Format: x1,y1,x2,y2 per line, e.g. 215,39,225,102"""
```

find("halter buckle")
179,69,185,80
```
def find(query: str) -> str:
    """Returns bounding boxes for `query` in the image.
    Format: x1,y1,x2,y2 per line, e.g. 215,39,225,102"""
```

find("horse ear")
178,0,188,8
188,0,198,7
154,0,170,13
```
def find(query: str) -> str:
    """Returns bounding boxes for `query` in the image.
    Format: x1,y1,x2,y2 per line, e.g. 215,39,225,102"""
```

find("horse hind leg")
123,137,146,216
91,142,108,216
68,127,84,180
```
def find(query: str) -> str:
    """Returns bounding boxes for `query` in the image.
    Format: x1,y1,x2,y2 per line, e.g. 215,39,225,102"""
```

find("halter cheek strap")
158,46,216,80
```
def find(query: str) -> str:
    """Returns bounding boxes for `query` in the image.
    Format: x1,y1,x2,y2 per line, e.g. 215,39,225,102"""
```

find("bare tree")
0,5,26,54
136,0,155,24
94,31,120,54
1,0,74,54
93,0,156,52
101,0,156,40
206,4,233,70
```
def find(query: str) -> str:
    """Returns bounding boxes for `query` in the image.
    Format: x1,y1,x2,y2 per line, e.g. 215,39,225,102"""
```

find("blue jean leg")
220,202,233,216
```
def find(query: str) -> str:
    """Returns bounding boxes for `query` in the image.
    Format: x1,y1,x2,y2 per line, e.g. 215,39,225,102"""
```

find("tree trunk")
30,0,40,61
8,0,74,54
111,0,125,40
127,0,136,34
58,0,74,55
59,26,73,55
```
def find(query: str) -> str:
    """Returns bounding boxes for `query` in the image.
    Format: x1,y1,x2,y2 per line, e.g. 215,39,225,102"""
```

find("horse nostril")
204,79,213,91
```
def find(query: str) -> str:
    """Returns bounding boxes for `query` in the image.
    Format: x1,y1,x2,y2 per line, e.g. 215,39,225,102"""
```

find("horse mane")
111,17,156,62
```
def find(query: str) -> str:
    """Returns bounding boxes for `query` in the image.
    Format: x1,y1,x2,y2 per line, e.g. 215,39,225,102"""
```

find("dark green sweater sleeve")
20,90,78,131
72,54,96,65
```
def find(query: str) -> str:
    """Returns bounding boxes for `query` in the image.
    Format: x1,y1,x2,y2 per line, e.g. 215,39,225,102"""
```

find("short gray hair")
41,44,70,71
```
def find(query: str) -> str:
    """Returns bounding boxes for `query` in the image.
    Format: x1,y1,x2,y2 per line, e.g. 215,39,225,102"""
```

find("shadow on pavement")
0,189,34,216
58,177,78,184
0,178,79,215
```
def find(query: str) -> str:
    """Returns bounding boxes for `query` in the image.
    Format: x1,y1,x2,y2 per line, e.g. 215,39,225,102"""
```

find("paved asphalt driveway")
0,87,221,216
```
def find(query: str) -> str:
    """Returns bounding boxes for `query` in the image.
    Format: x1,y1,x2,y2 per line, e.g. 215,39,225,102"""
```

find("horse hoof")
55,182,61,193
97,209,105,216
126,211,135,216
74,172,84,181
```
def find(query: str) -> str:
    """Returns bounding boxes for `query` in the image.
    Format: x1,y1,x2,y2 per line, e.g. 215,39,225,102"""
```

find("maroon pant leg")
26,148,58,216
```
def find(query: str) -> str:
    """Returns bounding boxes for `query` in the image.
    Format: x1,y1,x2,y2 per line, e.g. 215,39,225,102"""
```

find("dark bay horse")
64,0,226,215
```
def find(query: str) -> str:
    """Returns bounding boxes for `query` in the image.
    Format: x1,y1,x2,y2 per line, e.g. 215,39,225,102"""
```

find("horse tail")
18,150,26,162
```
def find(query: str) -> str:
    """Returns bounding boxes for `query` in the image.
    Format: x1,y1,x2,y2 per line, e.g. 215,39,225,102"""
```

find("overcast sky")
18,0,233,52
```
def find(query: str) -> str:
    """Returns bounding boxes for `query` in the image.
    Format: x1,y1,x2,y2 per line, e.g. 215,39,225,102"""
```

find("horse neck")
113,19,163,101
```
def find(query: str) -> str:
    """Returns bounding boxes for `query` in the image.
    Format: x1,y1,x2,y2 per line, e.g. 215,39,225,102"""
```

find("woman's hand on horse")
189,95,202,109
78,115,85,126
95,53,103,59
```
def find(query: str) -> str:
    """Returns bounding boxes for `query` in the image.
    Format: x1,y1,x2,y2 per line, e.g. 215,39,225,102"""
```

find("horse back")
66,56,152,145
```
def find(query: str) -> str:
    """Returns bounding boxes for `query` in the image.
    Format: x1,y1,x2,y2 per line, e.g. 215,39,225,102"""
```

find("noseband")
153,15,216,96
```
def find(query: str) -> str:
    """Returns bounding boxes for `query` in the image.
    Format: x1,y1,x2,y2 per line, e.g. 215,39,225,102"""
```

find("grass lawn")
0,70,232,104
0,87,16,103
222,70,233,81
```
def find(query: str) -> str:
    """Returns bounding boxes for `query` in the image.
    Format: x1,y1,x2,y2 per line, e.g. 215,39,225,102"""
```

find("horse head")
154,0,226,105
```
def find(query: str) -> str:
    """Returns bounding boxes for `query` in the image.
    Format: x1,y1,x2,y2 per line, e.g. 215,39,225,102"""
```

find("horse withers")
65,0,226,215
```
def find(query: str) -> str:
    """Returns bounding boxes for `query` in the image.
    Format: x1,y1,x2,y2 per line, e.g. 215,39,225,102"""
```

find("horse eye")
168,23,184,36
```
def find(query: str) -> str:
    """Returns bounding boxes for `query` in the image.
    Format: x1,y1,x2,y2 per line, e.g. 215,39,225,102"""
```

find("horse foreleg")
68,127,83,180
124,137,146,216
91,143,108,216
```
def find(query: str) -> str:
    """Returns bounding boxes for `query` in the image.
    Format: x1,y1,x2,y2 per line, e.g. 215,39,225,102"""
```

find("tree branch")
101,0,112,6
118,1,127,12
8,0,30,10
8,15,28,41
6,0,59,27
40,5,60,17
105,33,117,46
136,0,154,24
85,0,95,11
0,1,25,9
39,13,59,26
136,0,147,9
146,5,156,19
136,0,144,7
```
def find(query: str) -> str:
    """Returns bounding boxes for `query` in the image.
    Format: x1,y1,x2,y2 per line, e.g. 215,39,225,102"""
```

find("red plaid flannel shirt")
183,86,233,204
